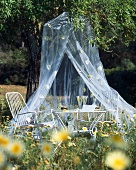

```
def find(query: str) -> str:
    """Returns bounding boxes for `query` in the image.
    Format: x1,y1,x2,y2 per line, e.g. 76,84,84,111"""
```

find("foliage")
0,0,136,103
0,48,28,85
105,61,136,106
0,115,136,169
0,0,66,98
0,98,11,123
0,0,136,100
0,0,136,50
105,67,136,106
0,0,65,48
68,0,136,50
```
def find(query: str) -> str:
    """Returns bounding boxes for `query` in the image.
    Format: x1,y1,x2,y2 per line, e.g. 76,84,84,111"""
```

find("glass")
76,96,83,109
82,96,88,105
92,96,96,104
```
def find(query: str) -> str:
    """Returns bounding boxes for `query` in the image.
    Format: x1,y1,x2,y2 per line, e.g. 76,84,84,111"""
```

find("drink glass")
82,96,88,105
76,96,83,109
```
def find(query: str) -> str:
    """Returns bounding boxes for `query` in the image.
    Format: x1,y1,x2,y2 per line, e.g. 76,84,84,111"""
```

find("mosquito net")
26,12,135,126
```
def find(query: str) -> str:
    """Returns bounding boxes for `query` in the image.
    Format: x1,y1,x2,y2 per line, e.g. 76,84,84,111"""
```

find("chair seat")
17,123,45,129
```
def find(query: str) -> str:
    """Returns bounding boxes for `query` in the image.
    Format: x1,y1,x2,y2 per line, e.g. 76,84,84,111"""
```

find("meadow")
0,86,136,170
0,116,136,170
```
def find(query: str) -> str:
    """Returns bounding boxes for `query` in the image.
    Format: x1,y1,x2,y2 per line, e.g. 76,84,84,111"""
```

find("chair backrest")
6,92,29,118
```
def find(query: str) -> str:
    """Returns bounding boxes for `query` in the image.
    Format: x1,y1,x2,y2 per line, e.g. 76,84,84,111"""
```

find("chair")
6,92,56,140
79,104,97,121
76,104,106,136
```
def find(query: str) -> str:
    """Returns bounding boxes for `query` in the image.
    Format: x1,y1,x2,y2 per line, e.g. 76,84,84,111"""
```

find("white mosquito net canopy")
26,12,136,126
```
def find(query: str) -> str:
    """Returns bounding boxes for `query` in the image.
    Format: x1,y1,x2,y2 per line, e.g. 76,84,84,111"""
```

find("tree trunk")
22,31,41,102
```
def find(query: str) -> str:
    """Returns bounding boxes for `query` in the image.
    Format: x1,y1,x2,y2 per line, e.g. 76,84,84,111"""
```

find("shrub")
0,48,28,85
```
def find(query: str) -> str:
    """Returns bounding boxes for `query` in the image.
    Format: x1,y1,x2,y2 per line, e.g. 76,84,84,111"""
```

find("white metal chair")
6,92,56,140
76,105,106,135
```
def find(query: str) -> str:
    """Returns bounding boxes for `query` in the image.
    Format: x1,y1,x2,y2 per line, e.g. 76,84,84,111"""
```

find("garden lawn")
0,85,26,99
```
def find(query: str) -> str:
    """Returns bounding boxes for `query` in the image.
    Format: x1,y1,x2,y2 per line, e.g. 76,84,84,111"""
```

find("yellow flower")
101,134,109,137
52,129,71,142
68,142,76,147
105,151,131,170
0,134,10,149
0,151,6,167
82,127,87,131
88,75,93,79
76,96,82,103
133,114,136,119
82,88,86,92
73,156,81,165
121,110,125,114
41,142,53,156
7,141,25,157
43,159,49,165
126,115,130,119
107,135,127,148
112,119,116,123
92,131,97,135
31,144,36,147
67,136,71,140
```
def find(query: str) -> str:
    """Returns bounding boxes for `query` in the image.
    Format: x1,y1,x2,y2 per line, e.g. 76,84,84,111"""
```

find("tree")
0,0,65,100
68,0,136,50
0,0,136,100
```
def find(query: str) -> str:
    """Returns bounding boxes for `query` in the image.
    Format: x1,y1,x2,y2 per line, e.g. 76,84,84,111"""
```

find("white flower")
46,64,51,70
0,151,6,167
105,150,131,170
79,50,83,54
39,95,44,99
85,60,90,65
7,141,25,157
51,129,71,142
97,65,103,71
45,85,50,90
48,24,51,27
52,71,57,77
41,142,53,156
61,35,65,39
26,117,31,123
130,118,134,122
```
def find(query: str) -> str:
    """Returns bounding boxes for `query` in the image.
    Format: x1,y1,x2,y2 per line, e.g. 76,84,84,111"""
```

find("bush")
0,48,28,85
0,98,12,123
106,69,136,106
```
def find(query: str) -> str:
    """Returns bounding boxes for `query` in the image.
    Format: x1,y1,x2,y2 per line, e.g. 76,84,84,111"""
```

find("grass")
0,85,136,169
0,85,27,99
0,118,135,170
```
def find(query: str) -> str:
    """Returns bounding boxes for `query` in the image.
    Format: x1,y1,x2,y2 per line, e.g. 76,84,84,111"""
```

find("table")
52,109,107,135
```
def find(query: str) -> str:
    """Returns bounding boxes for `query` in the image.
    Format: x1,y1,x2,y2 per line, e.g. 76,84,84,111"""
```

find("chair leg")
32,127,42,142
53,141,62,153
89,112,104,137
8,126,15,136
